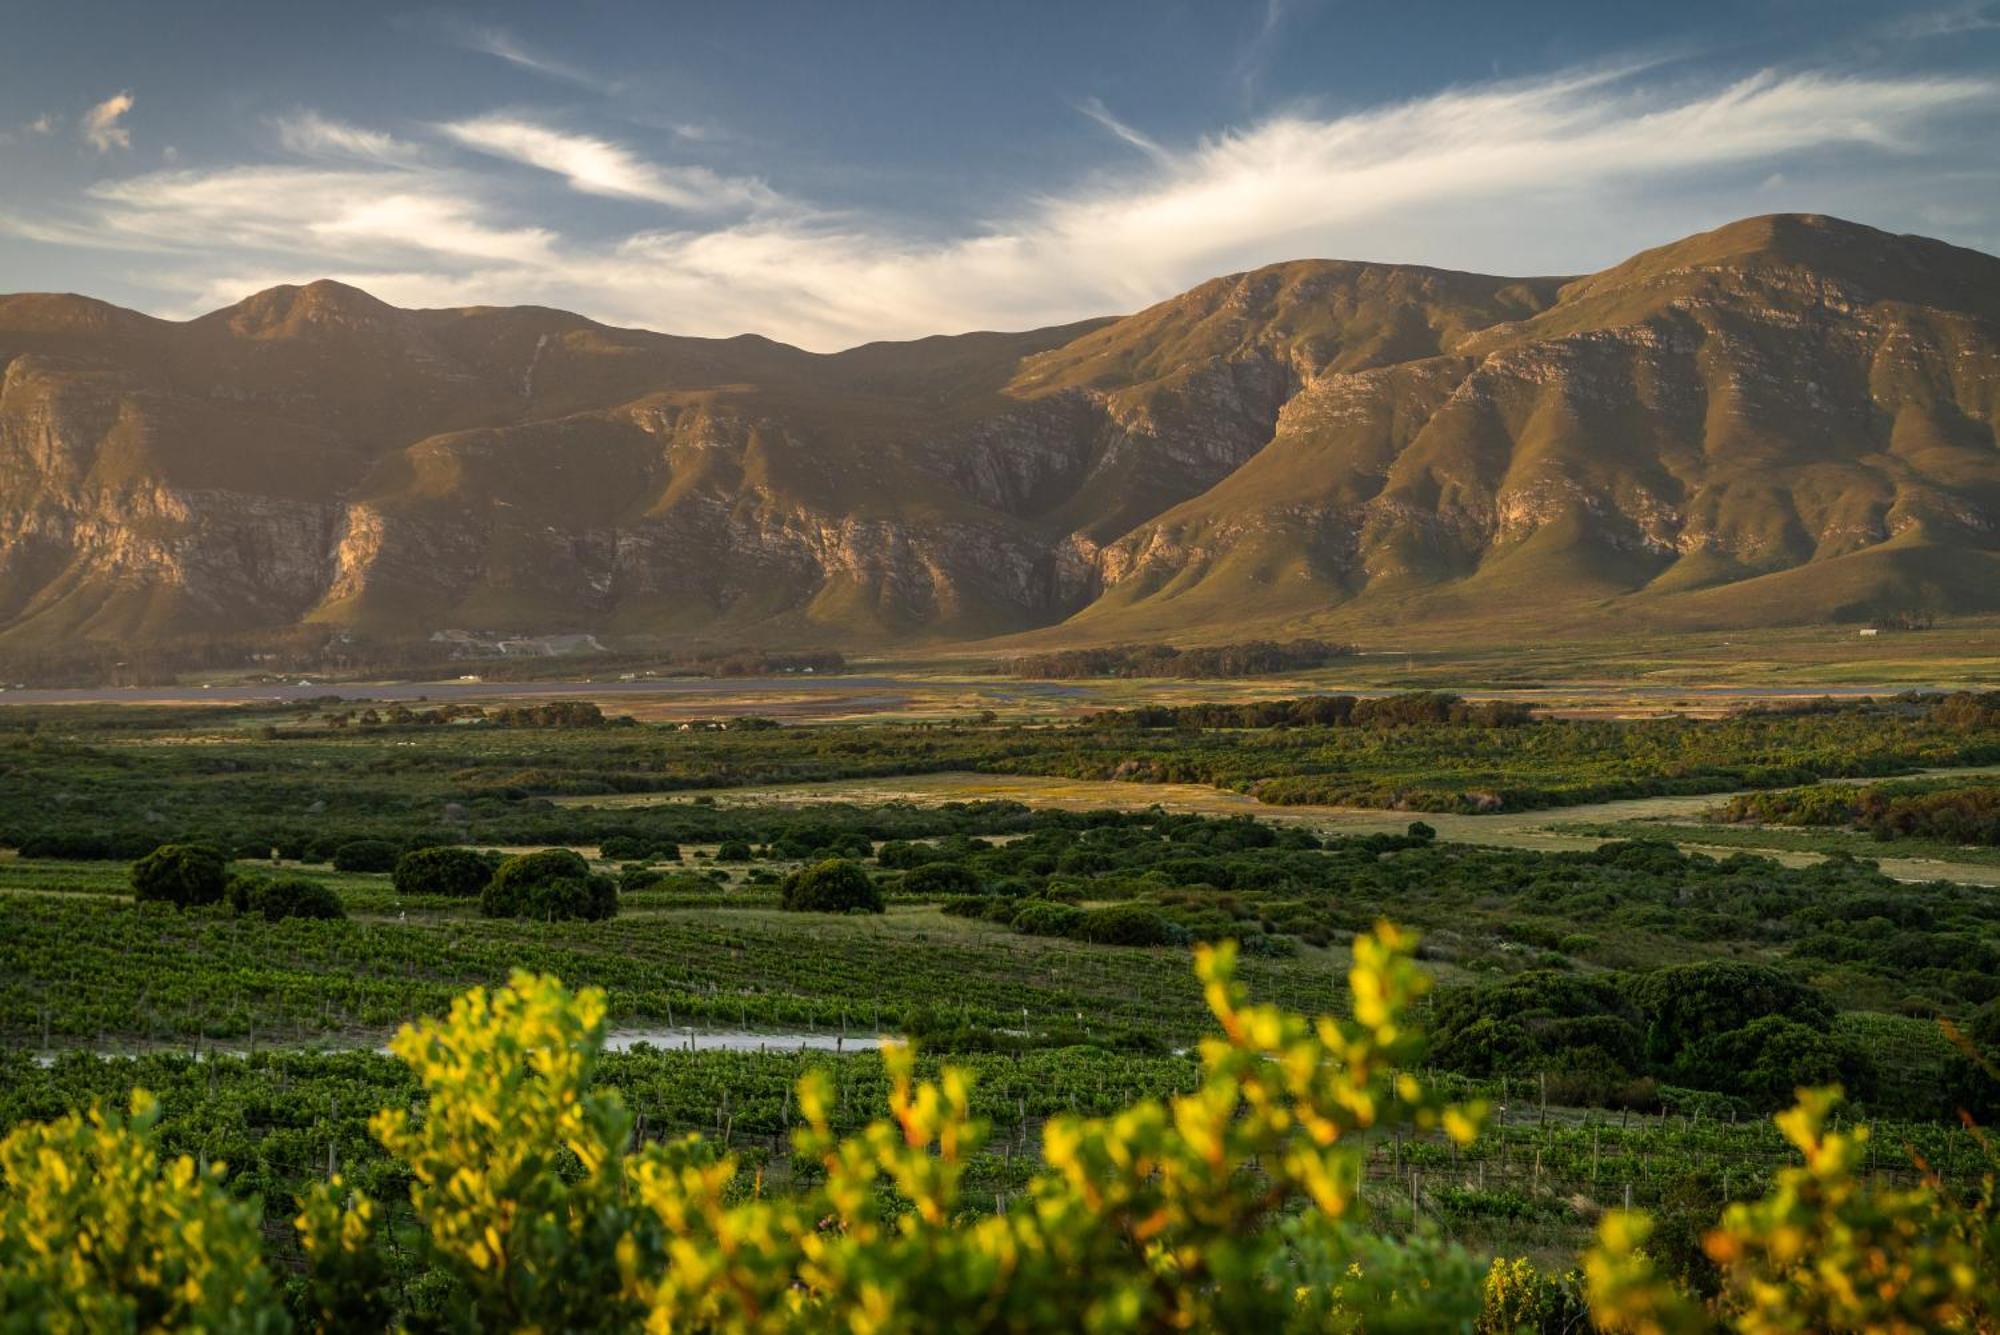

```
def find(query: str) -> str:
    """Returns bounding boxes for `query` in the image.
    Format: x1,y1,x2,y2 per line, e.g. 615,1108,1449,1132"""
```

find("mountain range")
1,212,1995,652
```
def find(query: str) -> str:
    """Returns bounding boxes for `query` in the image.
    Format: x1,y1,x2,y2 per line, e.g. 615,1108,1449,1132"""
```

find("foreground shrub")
129,843,227,908
0,1091,281,1328
780,858,883,913
480,848,618,922
392,845,499,898
1588,1086,1998,1331
2,930,1995,1332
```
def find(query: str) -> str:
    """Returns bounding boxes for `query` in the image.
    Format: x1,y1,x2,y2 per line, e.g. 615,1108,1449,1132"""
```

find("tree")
393,846,498,899
481,848,618,922
130,843,227,908
780,859,883,913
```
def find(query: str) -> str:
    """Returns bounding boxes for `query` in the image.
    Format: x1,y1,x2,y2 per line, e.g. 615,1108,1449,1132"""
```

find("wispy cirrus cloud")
440,115,781,211
1075,97,1171,163
4,62,1996,349
275,111,421,166
454,24,617,93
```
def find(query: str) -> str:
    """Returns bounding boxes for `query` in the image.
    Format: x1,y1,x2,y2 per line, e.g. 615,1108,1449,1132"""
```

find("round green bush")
902,861,983,897
131,843,228,908
716,840,755,862
780,859,883,914
619,863,664,893
331,839,399,873
481,848,618,922
875,840,932,869
597,835,648,862
240,876,346,922
1010,901,1083,937
393,846,498,899
1071,905,1179,947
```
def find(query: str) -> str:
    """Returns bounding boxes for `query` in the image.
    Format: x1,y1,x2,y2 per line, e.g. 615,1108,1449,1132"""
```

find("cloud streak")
6,64,1996,349
276,112,421,166
440,116,780,211
455,25,616,93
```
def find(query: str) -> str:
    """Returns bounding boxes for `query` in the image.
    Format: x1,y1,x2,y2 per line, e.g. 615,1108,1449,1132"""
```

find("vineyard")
2,695,1998,1327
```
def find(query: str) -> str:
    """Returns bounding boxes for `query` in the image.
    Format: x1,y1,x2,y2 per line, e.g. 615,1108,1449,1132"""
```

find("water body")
30,1026,891,1065
0,675,1085,707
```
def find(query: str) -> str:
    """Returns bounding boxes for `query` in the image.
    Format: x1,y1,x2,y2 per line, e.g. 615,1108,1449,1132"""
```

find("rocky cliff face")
1079,215,2000,636
0,214,1994,649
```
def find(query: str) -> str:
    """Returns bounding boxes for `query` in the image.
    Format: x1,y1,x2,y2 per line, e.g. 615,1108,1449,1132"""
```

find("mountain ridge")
1,213,1994,651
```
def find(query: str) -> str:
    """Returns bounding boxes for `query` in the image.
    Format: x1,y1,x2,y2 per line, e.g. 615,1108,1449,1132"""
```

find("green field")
3,687,1998,1323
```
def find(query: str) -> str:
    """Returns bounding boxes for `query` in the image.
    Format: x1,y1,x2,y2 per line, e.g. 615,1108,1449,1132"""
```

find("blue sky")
3,0,1997,349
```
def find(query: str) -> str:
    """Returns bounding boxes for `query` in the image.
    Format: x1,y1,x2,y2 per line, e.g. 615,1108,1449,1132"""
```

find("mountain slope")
1072,215,2000,639
0,214,1994,651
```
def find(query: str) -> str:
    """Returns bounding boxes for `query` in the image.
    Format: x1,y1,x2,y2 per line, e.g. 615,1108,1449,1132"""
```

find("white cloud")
27,113,58,135
86,165,556,265
276,112,421,165
456,25,615,93
81,92,133,152
5,65,1996,349
441,115,779,211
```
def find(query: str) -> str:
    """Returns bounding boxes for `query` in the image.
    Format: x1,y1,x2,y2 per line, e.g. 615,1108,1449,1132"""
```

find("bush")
1071,905,1180,946
600,836,680,863
901,862,983,897
1631,961,1834,1067
1671,1016,1864,1110
481,849,618,922
224,871,265,915
0,937,1993,1332
597,835,650,862
1010,901,1083,937
716,840,755,862
393,846,498,899
130,843,227,908
331,839,399,873
619,863,663,893
780,860,883,913
876,840,934,869
231,875,346,922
